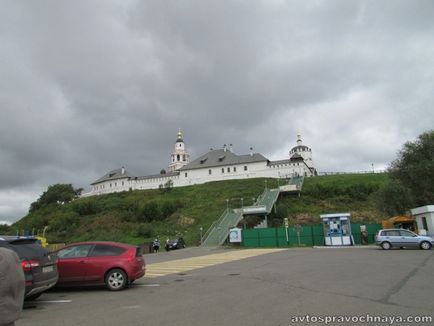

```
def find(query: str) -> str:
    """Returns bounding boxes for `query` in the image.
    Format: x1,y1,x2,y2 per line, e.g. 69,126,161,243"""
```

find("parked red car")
55,241,145,291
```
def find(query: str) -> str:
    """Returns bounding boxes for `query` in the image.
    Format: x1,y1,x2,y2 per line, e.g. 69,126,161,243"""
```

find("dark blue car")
165,238,186,251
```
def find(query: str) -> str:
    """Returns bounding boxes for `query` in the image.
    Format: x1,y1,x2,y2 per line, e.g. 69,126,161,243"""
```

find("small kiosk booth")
320,213,353,246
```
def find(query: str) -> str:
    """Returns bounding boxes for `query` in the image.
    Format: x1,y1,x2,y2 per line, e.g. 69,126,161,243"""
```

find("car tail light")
21,259,40,272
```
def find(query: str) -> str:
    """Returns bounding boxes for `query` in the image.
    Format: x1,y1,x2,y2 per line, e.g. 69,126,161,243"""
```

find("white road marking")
34,300,72,303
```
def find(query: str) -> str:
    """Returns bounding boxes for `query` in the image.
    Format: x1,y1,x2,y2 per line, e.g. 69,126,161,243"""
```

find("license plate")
42,265,54,273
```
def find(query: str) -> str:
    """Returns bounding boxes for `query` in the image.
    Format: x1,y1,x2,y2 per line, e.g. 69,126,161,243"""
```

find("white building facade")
84,131,316,196
411,205,434,237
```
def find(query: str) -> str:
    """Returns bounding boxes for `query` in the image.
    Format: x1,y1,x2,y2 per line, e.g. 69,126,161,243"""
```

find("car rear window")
6,240,47,260
135,247,142,257
89,245,126,257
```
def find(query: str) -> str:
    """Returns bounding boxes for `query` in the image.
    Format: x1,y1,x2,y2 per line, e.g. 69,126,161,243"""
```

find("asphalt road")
17,246,434,326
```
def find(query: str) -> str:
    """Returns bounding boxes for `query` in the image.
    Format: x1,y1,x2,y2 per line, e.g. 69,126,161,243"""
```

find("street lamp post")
200,227,203,245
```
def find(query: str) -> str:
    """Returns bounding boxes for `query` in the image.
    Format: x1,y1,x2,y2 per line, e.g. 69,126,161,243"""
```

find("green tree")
30,184,82,212
376,179,413,216
0,223,12,234
389,130,434,206
379,130,434,213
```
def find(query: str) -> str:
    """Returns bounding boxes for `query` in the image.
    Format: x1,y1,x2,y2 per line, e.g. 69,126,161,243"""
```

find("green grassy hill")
12,173,389,246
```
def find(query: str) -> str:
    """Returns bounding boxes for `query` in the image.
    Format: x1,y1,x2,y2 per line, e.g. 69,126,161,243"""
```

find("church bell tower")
168,129,190,172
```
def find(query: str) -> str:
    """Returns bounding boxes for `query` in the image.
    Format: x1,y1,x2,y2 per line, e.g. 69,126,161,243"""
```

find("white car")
375,229,434,250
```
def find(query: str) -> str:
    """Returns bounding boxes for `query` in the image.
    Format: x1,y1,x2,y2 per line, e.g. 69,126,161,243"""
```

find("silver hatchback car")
375,229,434,250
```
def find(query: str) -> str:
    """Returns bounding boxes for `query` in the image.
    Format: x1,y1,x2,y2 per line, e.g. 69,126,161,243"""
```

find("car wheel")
105,269,127,291
381,242,392,250
420,241,432,250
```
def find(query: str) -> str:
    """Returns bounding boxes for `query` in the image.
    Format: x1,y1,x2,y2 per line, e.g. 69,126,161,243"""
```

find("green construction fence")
242,223,382,248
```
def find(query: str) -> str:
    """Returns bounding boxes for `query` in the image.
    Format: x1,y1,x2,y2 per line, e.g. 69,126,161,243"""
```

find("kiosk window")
422,217,428,231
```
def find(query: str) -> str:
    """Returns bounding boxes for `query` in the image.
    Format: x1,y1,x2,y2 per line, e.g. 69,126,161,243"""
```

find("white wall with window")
411,205,434,237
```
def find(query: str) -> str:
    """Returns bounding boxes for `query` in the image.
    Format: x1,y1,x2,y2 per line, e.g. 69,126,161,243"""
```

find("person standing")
152,237,160,253
165,238,170,251
0,247,25,326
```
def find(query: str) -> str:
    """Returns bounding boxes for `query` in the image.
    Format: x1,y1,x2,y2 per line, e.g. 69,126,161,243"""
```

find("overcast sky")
1,0,433,224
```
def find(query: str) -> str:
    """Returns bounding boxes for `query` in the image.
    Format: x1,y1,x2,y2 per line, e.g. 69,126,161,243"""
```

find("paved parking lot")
17,246,434,326
146,248,286,278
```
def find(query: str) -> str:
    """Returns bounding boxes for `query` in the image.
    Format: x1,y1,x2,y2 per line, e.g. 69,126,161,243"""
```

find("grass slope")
12,173,389,246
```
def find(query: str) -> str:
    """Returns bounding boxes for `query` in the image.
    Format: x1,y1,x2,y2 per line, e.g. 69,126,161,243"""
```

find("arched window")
177,154,180,161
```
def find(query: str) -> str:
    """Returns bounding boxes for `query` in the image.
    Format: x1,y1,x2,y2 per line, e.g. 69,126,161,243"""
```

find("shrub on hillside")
71,198,101,216
48,211,80,233
134,223,154,238
274,204,289,220
15,211,51,231
136,200,181,222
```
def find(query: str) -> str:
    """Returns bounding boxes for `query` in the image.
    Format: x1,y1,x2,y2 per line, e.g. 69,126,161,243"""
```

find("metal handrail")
201,221,216,244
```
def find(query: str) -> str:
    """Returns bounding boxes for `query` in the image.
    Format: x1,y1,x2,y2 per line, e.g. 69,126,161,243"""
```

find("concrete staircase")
201,188,281,246
202,177,306,246
201,209,243,246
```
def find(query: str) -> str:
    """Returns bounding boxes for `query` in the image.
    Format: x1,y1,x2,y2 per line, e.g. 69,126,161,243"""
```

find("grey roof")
180,149,268,171
135,171,180,180
91,167,132,185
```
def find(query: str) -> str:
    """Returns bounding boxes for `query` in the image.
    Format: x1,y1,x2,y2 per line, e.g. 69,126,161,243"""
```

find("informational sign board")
229,228,242,243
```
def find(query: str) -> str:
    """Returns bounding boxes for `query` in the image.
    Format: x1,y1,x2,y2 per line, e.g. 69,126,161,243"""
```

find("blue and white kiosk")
320,213,353,246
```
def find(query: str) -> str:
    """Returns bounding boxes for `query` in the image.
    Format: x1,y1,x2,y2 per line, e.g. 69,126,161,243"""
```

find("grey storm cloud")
1,0,434,222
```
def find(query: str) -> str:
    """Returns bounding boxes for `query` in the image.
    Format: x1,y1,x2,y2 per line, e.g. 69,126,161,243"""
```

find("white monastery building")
84,130,316,196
